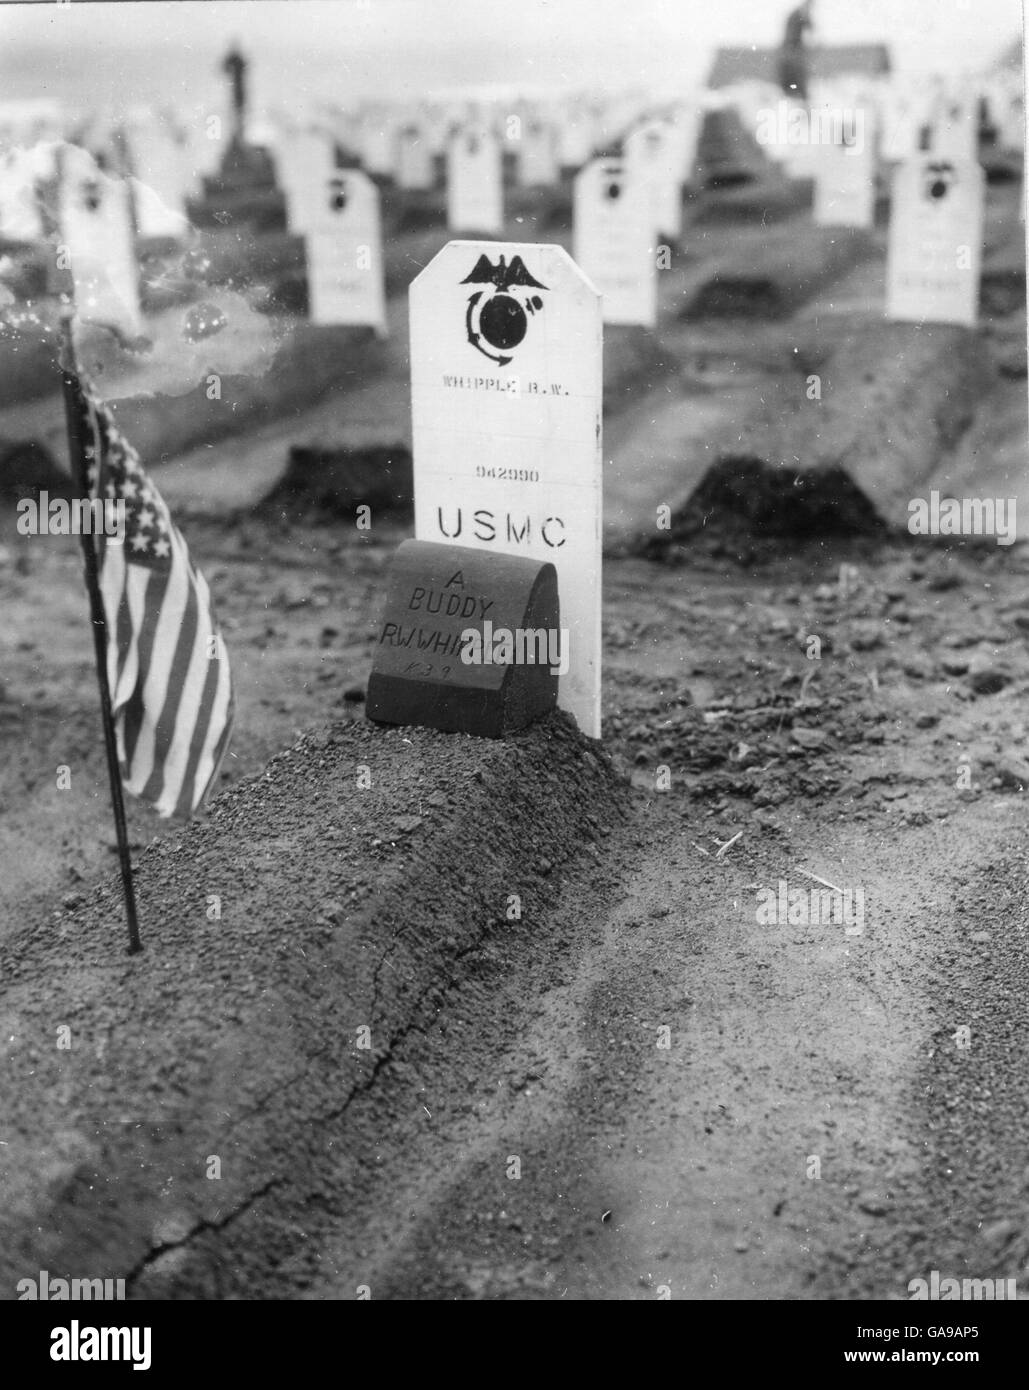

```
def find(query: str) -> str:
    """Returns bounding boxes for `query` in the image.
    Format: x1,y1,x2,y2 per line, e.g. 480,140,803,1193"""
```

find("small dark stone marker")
366,540,559,738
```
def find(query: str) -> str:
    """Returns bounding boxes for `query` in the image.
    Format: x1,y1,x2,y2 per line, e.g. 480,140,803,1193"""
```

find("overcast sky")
0,0,1022,111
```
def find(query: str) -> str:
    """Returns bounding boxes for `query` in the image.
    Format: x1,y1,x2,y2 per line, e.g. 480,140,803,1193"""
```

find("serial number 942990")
475,466,540,482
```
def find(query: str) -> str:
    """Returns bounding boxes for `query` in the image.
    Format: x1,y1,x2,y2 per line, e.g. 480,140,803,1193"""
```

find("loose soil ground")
0,173,1026,1301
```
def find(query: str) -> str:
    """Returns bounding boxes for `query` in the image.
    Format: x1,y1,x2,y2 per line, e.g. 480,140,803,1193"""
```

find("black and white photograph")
0,0,1026,1353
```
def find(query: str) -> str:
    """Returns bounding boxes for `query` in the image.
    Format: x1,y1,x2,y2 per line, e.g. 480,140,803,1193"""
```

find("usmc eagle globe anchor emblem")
923,161,956,202
460,253,548,366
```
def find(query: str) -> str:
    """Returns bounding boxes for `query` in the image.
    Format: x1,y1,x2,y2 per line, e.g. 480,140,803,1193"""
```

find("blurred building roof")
708,44,891,89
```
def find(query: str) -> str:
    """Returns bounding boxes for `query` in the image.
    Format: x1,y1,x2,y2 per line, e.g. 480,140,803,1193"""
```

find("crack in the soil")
116,886,549,1294
123,1174,283,1295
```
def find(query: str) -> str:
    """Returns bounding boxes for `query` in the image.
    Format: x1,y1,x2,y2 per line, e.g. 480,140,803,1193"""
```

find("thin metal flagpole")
58,306,143,955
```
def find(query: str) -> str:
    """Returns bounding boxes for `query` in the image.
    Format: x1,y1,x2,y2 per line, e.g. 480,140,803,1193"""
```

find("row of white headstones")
13,78,1011,207
85,70,1021,190
1,114,997,336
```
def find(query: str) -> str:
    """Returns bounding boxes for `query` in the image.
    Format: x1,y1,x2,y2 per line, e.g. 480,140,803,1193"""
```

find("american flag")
70,372,234,820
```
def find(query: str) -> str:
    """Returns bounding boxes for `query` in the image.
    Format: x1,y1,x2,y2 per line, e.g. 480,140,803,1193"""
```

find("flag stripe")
121,565,174,773
136,570,199,806
190,642,234,814
170,633,223,819
117,571,150,763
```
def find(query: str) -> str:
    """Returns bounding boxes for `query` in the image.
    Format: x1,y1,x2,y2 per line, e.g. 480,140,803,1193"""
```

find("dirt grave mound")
0,439,73,504
255,442,414,522
0,710,626,1298
646,320,1001,539
632,455,884,567
682,226,875,320
0,321,63,409
682,455,884,534
689,176,813,226
981,228,1028,317
694,105,771,190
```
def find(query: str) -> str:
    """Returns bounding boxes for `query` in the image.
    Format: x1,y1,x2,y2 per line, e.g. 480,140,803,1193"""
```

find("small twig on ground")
715,830,743,858
796,866,844,894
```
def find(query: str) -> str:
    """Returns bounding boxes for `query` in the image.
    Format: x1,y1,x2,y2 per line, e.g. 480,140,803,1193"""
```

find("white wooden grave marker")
886,155,984,327
305,166,386,333
277,129,336,233
573,156,655,327
446,127,503,234
556,106,594,171
59,144,143,337
410,240,602,737
397,124,434,191
625,120,683,239
518,121,558,188
813,110,877,229
359,111,397,178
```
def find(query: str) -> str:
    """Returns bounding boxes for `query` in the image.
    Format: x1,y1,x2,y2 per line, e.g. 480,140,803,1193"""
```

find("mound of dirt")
682,225,874,320
0,440,73,504
689,176,813,226
682,455,883,533
187,144,289,235
690,277,787,319
0,324,63,409
632,455,884,565
0,709,626,1299
653,320,999,537
981,231,1028,317
384,190,447,237
695,106,771,190
256,442,413,521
